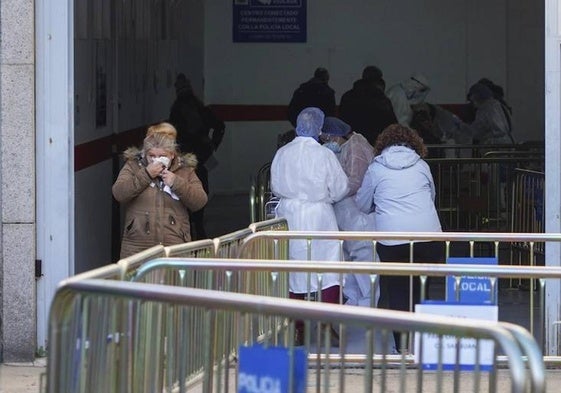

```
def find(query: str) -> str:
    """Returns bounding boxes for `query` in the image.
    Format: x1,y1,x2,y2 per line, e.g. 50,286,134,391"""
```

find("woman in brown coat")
112,123,208,258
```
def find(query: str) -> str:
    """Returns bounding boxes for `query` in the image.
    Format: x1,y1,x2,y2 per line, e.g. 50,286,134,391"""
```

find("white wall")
205,0,540,194
507,0,544,142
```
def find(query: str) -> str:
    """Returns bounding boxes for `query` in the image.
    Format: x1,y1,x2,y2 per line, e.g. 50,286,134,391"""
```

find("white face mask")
324,141,342,154
153,156,171,168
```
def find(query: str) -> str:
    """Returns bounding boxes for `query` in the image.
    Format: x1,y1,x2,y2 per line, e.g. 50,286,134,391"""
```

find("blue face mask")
324,141,342,154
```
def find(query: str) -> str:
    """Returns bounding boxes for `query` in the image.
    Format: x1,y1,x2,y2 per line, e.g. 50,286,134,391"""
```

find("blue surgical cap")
295,107,325,138
322,117,351,136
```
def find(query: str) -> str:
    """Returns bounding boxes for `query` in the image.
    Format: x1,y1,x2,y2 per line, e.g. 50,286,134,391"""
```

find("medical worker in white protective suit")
386,73,431,127
321,117,380,308
271,107,349,344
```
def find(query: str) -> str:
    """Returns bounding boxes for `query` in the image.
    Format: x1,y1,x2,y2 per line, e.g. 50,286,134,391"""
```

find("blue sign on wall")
233,0,307,43
238,344,307,393
446,257,498,304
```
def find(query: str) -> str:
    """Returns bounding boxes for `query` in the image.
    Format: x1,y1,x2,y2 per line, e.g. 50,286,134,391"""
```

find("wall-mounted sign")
233,0,307,43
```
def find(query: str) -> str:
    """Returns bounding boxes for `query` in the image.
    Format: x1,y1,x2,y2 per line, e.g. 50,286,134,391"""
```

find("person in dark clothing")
169,73,225,240
287,67,336,127
339,66,397,146
474,78,514,143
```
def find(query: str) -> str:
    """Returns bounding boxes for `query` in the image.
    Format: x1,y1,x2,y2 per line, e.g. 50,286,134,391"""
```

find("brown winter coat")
112,147,208,258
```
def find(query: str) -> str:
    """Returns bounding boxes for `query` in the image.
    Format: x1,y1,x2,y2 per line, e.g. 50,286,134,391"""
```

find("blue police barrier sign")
238,344,307,393
446,257,498,304
233,0,307,43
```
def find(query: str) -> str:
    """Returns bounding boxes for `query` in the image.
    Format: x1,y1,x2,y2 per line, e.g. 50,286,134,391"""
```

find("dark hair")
362,65,383,82
478,78,504,100
174,73,193,95
314,67,329,82
467,83,493,103
374,124,428,158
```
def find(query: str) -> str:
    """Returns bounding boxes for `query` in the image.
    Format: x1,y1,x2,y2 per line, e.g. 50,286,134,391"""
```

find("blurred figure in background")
477,78,513,132
271,107,349,346
287,67,336,127
339,65,397,146
386,73,431,127
169,73,225,239
321,117,379,307
458,82,513,145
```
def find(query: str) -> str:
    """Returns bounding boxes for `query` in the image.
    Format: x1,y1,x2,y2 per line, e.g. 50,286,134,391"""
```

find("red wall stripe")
75,126,146,171
74,103,470,171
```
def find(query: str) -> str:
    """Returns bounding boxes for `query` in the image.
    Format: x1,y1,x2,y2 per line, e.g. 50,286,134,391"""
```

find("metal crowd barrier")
425,142,544,160
510,169,545,289
238,230,561,358
249,162,273,223
114,219,287,282
126,257,558,356
427,156,543,232
249,146,544,232
47,278,545,393
213,218,289,258
511,168,545,235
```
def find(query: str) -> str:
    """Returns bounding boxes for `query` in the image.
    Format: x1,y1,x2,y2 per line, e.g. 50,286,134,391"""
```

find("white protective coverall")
332,132,380,307
271,136,349,294
386,74,431,127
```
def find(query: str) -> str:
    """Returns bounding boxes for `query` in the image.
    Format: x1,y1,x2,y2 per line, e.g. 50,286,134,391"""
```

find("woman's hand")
146,161,165,178
161,169,176,187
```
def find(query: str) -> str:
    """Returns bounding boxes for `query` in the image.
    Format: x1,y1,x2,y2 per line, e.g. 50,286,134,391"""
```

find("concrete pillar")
0,0,37,361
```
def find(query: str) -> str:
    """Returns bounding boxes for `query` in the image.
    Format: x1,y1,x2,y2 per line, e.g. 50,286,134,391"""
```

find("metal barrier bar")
249,177,257,223
239,230,561,244
238,230,561,356
426,157,543,232
248,217,288,233
425,143,543,159
252,155,544,232
116,245,167,280
166,239,215,258
48,279,544,393
510,169,545,289
212,219,288,260
126,258,561,364
214,228,254,258
64,263,124,282
116,241,215,282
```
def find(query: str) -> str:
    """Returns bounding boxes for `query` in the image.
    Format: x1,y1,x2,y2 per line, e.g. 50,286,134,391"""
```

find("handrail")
239,230,561,249
116,244,166,279
247,217,288,232
129,258,561,280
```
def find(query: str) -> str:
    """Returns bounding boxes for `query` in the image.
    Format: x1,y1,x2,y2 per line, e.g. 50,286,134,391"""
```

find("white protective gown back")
271,136,349,293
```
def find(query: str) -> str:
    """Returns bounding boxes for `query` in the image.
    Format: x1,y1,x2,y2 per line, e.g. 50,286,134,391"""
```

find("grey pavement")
0,359,46,393
3,359,561,393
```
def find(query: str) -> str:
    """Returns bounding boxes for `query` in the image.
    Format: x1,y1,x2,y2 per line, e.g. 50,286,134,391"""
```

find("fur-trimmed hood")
122,146,198,170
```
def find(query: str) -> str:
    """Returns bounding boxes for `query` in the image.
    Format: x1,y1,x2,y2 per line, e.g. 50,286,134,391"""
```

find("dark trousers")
376,241,445,349
190,164,208,240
